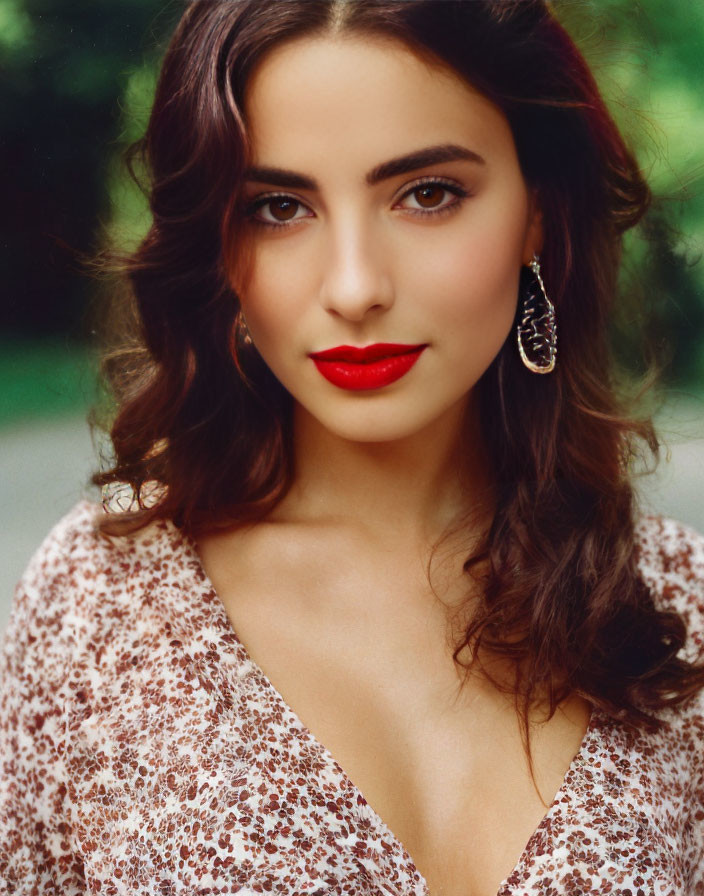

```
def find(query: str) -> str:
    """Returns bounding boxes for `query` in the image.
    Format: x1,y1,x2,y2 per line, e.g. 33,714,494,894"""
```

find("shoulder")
17,498,191,593
3,501,195,688
635,514,704,589
2,502,102,690
13,499,177,616
634,514,704,663
18,500,114,603
629,518,704,844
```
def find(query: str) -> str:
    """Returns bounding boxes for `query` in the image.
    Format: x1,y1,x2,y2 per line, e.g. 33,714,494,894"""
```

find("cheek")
413,195,528,333
237,246,312,343
411,235,521,336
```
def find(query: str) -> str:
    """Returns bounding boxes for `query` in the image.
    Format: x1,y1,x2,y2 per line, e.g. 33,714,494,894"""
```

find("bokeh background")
1,0,703,635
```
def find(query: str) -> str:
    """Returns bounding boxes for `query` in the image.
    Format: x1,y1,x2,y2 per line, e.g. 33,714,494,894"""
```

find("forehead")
243,34,516,176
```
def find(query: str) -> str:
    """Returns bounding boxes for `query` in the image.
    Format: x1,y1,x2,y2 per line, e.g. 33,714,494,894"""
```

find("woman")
1,1,703,893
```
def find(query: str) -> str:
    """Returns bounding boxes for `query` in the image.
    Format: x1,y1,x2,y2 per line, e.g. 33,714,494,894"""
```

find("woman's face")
233,34,541,444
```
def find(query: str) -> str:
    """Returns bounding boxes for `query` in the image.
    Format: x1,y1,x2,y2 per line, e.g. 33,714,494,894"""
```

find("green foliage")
105,59,157,252
558,0,704,384
0,0,173,337
0,339,97,425
0,0,33,58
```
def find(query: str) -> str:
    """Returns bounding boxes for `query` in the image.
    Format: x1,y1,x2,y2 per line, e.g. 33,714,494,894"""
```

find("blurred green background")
0,0,703,421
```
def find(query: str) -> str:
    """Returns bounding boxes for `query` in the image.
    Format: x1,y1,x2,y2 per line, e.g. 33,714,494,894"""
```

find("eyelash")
243,176,470,231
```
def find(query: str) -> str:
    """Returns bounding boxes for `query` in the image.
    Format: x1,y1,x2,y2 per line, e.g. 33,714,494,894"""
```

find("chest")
197,533,592,896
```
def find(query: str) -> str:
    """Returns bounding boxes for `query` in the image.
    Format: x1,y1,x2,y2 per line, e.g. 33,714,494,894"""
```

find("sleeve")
636,514,704,663
0,510,89,894
684,697,704,894
637,516,704,892
688,765,704,894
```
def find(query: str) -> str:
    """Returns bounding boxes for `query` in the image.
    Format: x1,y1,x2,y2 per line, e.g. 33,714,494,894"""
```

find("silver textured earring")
516,254,557,374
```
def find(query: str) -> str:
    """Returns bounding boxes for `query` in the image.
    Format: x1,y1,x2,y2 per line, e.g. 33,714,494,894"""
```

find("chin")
310,403,457,445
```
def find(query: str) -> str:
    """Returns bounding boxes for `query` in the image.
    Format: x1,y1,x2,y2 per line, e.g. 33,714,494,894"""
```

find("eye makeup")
243,175,471,231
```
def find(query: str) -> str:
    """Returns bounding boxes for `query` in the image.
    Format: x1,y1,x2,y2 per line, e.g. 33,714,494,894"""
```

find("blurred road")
1,414,100,636
1,397,703,637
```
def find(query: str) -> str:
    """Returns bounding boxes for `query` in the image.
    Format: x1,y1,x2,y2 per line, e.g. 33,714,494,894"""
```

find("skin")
230,31,543,544
200,33,590,896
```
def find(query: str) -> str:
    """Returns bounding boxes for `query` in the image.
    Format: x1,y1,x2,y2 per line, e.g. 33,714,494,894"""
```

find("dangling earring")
235,308,253,346
516,254,557,374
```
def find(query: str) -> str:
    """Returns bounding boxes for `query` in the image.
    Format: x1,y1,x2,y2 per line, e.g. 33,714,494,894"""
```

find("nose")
318,218,394,322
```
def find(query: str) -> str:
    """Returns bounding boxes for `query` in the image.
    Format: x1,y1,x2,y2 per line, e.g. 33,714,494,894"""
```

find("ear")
521,188,544,265
225,230,255,299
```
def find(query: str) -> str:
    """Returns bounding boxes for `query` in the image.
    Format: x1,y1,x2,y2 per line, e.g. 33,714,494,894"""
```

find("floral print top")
1,501,703,895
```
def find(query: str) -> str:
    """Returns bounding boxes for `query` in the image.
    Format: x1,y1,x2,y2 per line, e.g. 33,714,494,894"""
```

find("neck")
276,394,494,549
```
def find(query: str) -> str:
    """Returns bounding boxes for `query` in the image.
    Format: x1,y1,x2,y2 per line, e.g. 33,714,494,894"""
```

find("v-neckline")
178,524,602,896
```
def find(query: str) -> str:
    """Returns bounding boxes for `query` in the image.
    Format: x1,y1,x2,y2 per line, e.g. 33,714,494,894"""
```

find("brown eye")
267,198,300,221
414,184,447,208
398,179,468,216
246,194,312,228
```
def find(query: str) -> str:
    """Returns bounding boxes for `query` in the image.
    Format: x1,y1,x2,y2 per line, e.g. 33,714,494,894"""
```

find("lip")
309,343,427,391
309,342,426,363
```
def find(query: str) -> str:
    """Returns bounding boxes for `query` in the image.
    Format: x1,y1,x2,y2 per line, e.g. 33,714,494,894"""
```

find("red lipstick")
309,343,427,390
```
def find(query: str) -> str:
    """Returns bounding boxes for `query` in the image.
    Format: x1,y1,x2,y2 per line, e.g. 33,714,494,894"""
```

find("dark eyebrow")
243,143,485,190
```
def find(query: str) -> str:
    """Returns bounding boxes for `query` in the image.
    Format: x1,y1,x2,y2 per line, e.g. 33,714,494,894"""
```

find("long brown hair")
93,0,704,731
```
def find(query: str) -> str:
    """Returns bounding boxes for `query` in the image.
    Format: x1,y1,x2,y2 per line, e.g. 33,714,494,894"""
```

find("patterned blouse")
1,501,703,895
